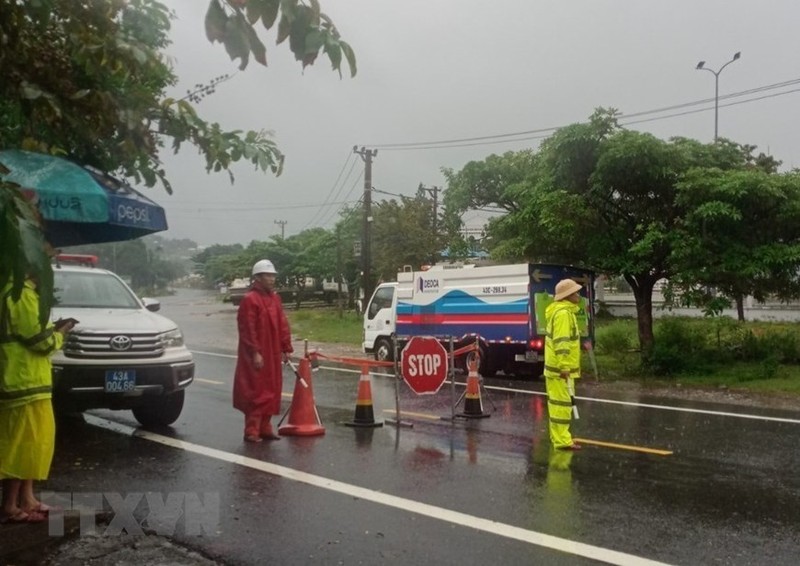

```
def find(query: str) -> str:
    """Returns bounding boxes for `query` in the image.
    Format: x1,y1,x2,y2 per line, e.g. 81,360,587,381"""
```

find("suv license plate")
105,370,136,393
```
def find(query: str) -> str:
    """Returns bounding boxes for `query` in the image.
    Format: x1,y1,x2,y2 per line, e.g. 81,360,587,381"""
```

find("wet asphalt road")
43,290,800,565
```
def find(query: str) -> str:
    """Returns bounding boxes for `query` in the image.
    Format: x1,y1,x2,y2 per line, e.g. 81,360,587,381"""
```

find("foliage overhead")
204,0,356,77
0,181,52,326
1,0,354,317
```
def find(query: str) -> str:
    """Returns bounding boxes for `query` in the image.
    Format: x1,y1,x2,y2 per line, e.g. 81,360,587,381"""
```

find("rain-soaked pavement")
6,289,800,565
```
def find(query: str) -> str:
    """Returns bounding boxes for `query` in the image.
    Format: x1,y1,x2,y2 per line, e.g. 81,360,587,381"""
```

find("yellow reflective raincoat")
544,301,581,379
543,300,581,449
0,280,62,409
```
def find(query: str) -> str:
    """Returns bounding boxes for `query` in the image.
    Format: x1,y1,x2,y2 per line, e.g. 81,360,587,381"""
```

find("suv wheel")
132,390,185,427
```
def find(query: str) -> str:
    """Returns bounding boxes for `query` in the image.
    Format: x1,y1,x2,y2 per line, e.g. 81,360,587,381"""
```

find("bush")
774,331,800,363
593,301,614,320
738,329,800,364
648,317,713,376
591,320,641,377
596,321,635,357
740,329,768,361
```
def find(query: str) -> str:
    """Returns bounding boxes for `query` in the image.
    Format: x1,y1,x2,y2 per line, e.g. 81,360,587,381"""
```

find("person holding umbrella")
544,279,583,451
233,260,293,443
0,275,76,523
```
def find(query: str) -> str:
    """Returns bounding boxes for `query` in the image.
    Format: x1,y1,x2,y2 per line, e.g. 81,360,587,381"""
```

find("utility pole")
418,183,439,234
274,219,287,239
335,224,343,317
354,146,377,306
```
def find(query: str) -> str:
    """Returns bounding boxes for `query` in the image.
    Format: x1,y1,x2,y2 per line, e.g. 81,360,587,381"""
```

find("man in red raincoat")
233,260,293,442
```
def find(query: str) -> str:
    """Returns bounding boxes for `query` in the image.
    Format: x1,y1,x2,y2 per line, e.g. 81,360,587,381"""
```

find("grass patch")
649,362,800,392
286,308,362,346
590,316,800,394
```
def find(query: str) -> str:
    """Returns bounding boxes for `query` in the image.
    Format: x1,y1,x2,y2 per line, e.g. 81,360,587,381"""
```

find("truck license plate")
105,370,136,392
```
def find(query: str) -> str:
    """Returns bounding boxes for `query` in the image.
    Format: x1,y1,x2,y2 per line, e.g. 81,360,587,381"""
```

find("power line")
372,124,560,149
163,201,356,212
374,133,552,151
353,146,378,304
368,76,800,151
312,158,361,227
329,194,365,231
313,170,364,229
301,150,358,230
622,87,800,127
372,187,409,199
619,77,800,119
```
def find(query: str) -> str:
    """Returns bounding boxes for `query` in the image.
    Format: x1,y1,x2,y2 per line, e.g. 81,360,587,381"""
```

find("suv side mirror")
142,298,161,312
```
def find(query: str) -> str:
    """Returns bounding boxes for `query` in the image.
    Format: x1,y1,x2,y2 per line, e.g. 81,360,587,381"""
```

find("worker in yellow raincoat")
544,279,583,450
0,278,75,523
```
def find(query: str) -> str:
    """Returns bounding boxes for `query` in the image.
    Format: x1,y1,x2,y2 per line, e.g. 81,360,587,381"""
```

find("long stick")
568,377,580,420
587,343,600,383
286,359,308,388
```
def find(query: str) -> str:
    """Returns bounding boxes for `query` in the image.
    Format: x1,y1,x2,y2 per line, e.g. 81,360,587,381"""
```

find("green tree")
278,229,328,308
371,192,445,281
671,168,800,320
1,0,354,315
205,253,249,285
333,206,363,308
61,238,191,288
441,150,536,259
475,109,783,361
513,118,680,358
0,186,52,324
193,243,245,282
190,192,443,311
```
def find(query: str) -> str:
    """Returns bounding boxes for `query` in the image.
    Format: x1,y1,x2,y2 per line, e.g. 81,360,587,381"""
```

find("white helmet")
252,259,277,276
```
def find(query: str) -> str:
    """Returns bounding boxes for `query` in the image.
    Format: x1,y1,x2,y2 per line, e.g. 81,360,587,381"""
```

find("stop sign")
401,337,449,395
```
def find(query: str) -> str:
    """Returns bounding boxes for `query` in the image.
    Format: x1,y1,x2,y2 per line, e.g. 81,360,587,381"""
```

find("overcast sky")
156,0,800,246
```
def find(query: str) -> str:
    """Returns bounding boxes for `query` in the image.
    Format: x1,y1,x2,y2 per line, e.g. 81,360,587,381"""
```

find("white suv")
51,260,194,426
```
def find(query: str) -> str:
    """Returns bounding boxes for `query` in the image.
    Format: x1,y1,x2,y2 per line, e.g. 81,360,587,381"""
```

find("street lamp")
696,51,741,142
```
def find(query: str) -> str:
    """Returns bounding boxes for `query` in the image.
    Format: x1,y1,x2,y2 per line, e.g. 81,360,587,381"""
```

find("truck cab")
362,282,397,361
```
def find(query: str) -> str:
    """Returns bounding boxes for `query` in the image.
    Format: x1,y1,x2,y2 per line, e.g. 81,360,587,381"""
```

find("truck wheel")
374,337,394,362
480,358,496,377
132,390,185,427
466,345,495,377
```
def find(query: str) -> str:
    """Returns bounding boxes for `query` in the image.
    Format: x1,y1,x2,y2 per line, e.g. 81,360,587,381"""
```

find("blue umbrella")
0,149,168,246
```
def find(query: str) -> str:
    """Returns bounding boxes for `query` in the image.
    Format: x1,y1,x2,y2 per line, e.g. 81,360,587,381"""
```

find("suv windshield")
54,271,141,309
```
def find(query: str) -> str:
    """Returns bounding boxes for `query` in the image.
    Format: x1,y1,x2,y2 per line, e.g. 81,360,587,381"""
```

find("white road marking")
84,414,671,566
574,397,800,425
195,378,224,385
192,350,236,359
191,350,800,424
495,385,800,424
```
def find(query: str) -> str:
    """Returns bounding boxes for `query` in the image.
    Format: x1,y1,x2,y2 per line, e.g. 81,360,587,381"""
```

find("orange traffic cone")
344,364,383,428
457,357,490,419
278,357,325,436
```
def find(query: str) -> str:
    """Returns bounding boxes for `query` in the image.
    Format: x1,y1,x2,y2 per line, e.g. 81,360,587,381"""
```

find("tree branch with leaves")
1,0,355,314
